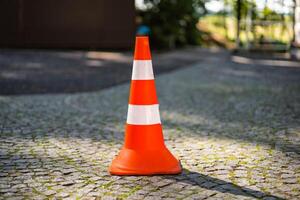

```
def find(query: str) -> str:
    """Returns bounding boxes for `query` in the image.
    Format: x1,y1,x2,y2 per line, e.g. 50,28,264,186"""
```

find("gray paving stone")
0,49,299,199
44,190,56,196
55,192,70,198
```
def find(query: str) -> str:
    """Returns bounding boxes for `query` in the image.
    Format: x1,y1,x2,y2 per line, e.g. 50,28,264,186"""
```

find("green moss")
83,179,96,185
76,196,81,200
117,185,142,199
255,145,261,151
266,148,274,155
46,186,52,190
102,191,114,196
246,169,256,185
32,187,43,195
176,127,182,132
227,155,237,161
238,159,248,165
248,179,256,185
228,170,237,185
100,181,113,189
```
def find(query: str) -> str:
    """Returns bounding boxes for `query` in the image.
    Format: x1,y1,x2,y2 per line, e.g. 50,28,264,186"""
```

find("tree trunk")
236,0,242,49
294,0,300,46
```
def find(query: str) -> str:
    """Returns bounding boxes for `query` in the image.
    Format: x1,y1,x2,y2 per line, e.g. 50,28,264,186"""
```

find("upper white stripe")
127,104,161,125
132,60,154,80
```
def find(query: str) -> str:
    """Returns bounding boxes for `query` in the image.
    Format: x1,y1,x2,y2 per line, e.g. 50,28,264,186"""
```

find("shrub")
137,0,207,49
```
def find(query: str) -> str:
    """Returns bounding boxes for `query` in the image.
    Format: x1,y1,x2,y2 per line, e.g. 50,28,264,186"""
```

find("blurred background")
137,0,297,51
0,0,299,50
0,0,299,95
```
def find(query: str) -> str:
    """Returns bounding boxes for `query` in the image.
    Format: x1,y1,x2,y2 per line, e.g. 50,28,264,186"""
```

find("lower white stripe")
132,60,154,80
127,104,161,125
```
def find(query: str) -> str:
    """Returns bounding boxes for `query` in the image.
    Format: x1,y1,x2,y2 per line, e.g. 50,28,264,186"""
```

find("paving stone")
282,178,297,184
201,182,218,189
5,197,23,200
55,192,70,198
263,197,277,200
44,190,56,196
101,196,118,200
61,180,75,186
0,49,299,199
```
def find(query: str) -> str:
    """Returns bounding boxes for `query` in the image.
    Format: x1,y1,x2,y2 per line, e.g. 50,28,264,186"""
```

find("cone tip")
134,36,151,60
136,35,149,40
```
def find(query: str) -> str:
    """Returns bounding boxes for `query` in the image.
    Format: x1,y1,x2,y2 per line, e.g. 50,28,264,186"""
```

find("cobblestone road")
1,49,300,199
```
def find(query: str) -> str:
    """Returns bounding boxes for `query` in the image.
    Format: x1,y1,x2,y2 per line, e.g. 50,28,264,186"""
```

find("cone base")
109,147,182,175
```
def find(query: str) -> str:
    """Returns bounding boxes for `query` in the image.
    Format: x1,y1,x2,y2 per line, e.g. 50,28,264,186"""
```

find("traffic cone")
109,36,182,175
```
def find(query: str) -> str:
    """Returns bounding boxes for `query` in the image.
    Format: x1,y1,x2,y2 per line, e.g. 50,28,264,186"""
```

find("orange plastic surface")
109,124,181,175
134,36,151,60
129,80,158,105
108,36,182,175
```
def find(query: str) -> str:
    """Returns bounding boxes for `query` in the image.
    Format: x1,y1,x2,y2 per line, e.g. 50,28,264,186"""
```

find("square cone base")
109,147,182,175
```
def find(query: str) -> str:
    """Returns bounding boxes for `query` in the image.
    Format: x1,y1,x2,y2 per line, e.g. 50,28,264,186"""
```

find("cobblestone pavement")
1,49,300,199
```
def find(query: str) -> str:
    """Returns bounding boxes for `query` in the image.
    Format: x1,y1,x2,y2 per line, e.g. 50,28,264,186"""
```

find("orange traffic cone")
109,36,182,175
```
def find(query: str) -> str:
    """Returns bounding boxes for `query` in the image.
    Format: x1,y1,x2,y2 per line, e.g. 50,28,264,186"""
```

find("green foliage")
231,0,257,20
231,0,283,22
261,7,282,21
137,0,207,49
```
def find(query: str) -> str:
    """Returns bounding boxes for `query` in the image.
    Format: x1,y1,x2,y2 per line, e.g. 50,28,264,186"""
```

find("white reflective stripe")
132,60,154,80
127,104,161,125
